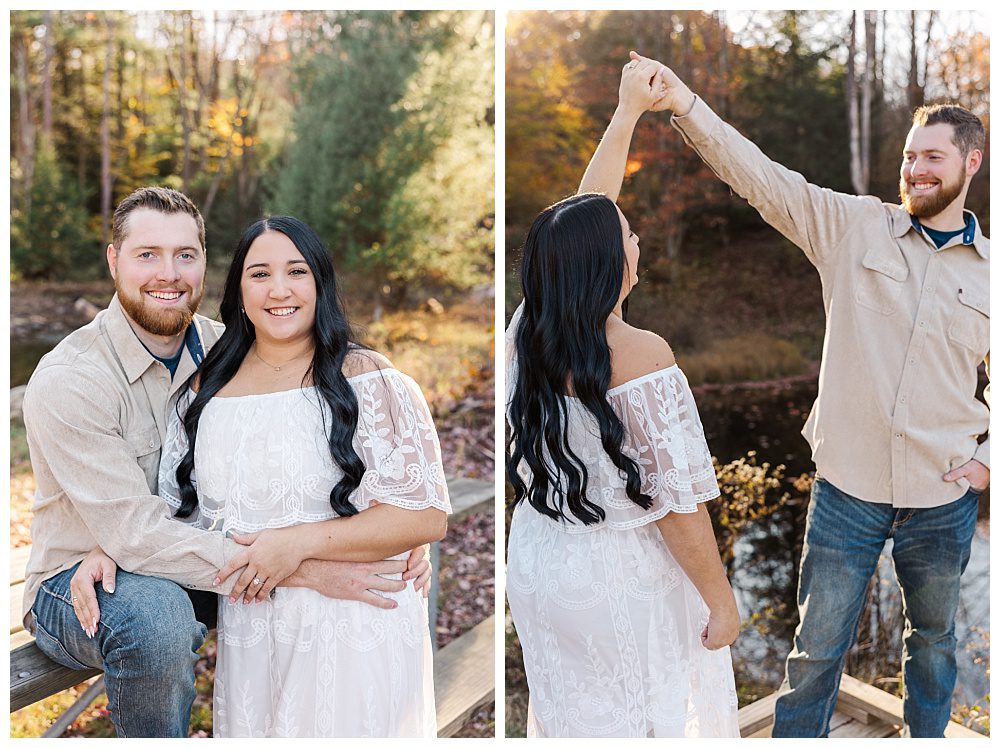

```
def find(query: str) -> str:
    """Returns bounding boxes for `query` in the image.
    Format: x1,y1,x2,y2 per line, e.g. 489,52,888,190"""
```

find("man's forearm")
281,559,325,589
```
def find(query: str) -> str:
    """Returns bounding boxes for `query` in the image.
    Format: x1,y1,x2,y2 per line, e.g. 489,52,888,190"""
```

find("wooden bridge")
738,674,985,738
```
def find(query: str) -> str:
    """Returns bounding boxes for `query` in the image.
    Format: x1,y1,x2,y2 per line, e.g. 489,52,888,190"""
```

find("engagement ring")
252,577,262,586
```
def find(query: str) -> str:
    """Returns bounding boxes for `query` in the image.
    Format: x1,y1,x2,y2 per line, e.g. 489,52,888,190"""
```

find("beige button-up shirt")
672,97,990,508
22,296,241,625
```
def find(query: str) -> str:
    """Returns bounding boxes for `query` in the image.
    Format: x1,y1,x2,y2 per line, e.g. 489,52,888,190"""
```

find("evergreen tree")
11,140,93,279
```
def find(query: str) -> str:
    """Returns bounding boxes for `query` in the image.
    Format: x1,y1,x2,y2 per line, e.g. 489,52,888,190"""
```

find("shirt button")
919,321,926,328
925,287,934,293
909,359,916,365
896,433,904,439
899,396,906,403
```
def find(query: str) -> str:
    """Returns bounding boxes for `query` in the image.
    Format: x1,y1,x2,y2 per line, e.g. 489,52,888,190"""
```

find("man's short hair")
912,104,986,158
111,186,206,252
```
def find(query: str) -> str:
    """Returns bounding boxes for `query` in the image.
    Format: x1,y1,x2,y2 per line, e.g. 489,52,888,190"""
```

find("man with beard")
21,187,430,737
626,53,989,737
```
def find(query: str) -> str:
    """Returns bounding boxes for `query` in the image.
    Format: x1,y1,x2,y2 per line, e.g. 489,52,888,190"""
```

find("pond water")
696,380,990,714
11,340,62,388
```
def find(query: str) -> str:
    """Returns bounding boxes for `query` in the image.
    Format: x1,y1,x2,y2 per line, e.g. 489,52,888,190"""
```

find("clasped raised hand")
628,50,696,115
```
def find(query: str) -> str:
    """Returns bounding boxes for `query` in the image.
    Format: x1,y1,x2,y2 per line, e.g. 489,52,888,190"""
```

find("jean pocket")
31,612,95,671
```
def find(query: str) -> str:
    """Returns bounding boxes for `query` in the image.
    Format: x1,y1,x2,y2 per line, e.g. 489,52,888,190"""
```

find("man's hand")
287,558,410,609
70,547,118,638
943,458,990,492
629,51,696,115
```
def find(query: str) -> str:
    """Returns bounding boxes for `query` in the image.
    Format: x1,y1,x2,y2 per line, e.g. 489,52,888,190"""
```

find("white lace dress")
506,304,739,738
159,368,451,738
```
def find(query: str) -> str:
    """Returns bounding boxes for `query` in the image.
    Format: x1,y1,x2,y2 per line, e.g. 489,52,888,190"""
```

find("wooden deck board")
829,718,900,738
10,546,31,584
740,674,986,739
11,583,25,635
434,615,495,737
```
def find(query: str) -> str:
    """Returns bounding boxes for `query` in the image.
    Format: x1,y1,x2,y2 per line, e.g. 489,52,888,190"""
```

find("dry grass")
679,335,807,387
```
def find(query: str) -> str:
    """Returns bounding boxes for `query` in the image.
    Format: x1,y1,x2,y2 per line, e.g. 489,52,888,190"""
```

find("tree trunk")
860,11,876,193
118,36,127,184
77,46,87,191
15,32,35,213
101,17,114,247
716,10,728,119
180,12,193,193
42,11,55,141
921,11,936,102
907,11,921,112
846,12,863,194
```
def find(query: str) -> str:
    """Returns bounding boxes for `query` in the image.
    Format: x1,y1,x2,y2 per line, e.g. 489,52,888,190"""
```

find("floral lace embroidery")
158,369,446,737
506,303,739,737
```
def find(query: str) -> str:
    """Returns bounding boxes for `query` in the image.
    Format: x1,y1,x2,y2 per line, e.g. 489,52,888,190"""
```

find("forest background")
10,9,495,737
505,9,989,737
507,8,988,371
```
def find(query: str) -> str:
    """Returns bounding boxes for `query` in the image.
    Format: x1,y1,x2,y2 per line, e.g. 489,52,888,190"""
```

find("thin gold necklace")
252,346,307,372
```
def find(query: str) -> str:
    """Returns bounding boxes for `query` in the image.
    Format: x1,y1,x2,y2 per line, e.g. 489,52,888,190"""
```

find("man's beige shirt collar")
105,294,201,389
890,206,990,259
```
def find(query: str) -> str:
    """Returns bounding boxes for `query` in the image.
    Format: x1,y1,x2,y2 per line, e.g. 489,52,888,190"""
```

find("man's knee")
100,573,206,668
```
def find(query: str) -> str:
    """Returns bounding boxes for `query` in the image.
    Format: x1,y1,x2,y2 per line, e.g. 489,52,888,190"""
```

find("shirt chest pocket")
125,425,162,481
948,288,990,356
855,246,909,315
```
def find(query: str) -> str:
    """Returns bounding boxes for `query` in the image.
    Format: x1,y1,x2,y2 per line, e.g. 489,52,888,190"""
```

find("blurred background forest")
507,9,988,375
10,10,495,738
505,9,989,737
11,10,493,313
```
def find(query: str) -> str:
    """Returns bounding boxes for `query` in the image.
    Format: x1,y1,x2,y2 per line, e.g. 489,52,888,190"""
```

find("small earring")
240,306,245,315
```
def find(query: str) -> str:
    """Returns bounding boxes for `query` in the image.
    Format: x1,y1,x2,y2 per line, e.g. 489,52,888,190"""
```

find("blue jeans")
31,564,210,737
773,477,980,738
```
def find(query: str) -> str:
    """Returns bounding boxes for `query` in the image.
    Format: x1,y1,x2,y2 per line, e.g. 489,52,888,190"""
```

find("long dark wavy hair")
506,193,651,525
174,215,366,519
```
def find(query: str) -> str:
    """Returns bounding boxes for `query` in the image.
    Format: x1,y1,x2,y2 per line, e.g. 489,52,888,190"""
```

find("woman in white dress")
76,216,450,737
505,57,741,738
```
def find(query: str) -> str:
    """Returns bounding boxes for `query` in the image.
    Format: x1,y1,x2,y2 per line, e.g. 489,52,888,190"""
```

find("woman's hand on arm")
654,504,741,650
69,547,118,638
577,55,663,201
214,526,304,604
215,506,445,603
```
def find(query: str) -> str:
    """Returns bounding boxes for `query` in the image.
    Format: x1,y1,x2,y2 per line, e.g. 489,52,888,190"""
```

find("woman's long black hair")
173,215,366,519
507,193,651,525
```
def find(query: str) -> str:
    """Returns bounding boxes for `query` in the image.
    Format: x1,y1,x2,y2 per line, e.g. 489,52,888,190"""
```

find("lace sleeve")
580,368,720,532
158,389,200,523
351,370,452,513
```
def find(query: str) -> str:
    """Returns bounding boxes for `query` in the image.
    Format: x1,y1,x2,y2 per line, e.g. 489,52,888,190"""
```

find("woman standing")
505,57,740,737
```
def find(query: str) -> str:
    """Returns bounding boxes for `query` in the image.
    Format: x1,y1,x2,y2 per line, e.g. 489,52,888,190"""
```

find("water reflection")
697,379,990,715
